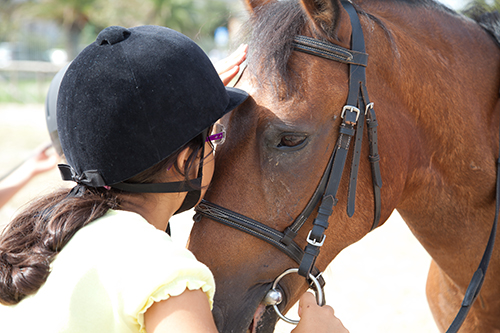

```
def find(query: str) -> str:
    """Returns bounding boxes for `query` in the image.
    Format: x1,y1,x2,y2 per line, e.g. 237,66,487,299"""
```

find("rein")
194,1,498,330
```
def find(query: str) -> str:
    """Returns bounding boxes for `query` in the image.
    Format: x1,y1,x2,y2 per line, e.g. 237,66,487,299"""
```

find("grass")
0,77,52,103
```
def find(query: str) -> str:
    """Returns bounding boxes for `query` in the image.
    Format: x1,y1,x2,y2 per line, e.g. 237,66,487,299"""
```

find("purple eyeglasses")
206,123,226,148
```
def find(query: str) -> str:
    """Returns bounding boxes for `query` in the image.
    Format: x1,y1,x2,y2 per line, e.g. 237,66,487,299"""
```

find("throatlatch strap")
346,88,366,218
365,90,383,230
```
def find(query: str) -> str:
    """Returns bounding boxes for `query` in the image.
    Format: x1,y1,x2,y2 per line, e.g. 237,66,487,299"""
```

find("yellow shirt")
0,209,215,333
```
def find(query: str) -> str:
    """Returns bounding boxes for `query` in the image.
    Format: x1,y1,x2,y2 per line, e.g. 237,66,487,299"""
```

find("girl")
0,25,347,333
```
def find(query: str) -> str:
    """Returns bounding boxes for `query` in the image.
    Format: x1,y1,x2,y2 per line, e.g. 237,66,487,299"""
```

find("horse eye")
278,135,306,148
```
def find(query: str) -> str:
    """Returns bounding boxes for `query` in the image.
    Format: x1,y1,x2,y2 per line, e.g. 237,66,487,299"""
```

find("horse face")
188,1,383,332
189,50,378,332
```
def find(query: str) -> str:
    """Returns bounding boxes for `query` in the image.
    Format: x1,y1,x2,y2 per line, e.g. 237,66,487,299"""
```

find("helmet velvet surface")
57,25,247,185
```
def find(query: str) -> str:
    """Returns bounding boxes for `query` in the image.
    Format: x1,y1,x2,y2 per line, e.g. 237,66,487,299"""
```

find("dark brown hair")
0,135,204,305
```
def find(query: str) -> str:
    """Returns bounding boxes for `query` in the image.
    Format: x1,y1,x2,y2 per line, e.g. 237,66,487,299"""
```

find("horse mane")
463,5,500,47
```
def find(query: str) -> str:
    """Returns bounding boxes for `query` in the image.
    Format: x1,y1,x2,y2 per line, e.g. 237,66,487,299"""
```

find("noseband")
194,1,498,331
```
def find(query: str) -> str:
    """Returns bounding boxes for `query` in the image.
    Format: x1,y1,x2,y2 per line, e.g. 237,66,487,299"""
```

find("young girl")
0,25,348,333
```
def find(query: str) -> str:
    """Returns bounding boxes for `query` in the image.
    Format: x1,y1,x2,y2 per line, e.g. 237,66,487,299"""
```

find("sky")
438,0,468,10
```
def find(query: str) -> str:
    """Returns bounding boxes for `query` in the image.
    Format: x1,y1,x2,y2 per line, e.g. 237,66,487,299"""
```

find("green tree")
17,0,101,60
13,0,234,61
0,0,25,43
144,0,230,40
462,0,500,18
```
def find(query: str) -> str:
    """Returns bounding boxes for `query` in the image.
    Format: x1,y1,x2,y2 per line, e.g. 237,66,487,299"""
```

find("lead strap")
444,94,500,332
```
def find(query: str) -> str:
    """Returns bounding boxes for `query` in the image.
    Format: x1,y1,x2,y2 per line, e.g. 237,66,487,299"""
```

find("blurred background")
0,0,497,332
0,0,489,105
0,0,249,105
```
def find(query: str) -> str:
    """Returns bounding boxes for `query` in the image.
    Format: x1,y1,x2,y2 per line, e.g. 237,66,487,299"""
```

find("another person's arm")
0,143,59,209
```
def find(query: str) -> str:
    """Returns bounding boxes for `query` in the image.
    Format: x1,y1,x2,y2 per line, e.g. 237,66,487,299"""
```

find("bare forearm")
0,165,33,209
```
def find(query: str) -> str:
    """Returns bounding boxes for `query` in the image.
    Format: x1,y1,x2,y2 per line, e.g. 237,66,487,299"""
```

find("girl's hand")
292,292,349,333
215,44,248,86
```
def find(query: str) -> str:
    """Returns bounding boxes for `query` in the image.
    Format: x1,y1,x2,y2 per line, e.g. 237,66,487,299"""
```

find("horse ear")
299,0,352,44
244,0,275,13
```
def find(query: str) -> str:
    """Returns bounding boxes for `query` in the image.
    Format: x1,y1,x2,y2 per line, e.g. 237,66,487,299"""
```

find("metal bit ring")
268,268,324,325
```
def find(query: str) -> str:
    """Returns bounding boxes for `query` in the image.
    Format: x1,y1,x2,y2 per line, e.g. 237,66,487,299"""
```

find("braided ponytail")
0,187,119,305
0,134,205,305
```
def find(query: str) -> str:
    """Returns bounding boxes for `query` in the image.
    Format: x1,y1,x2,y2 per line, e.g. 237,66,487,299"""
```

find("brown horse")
188,0,500,332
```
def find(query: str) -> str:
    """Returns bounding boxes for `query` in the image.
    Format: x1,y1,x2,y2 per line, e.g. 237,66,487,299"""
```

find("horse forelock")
241,1,308,97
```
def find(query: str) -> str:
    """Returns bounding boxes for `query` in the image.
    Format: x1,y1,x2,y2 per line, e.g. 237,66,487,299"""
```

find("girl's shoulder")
78,209,171,249
58,209,201,272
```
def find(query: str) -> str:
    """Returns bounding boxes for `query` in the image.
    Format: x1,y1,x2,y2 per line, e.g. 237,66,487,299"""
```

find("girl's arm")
144,289,218,333
145,290,349,333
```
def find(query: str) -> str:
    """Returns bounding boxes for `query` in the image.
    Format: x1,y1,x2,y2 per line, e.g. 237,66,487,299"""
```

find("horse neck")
362,2,500,283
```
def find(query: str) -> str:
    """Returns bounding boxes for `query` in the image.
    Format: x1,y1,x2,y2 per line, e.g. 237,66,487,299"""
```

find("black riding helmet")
57,25,248,212
45,63,70,157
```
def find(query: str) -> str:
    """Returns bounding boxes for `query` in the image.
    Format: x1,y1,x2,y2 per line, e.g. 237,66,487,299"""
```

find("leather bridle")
195,0,380,319
194,1,498,331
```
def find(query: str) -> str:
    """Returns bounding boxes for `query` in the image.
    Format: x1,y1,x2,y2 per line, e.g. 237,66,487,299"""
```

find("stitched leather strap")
292,35,368,66
194,200,326,290
365,98,383,230
298,0,372,278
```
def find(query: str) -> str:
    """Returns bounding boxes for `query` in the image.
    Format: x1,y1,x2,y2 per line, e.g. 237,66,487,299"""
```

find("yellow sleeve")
82,210,216,333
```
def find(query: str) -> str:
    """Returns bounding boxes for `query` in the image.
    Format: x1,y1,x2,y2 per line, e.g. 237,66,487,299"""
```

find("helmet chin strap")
60,130,209,225
174,141,205,215
110,132,207,216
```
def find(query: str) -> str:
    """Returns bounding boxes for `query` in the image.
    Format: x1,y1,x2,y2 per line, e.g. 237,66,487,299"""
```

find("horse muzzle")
211,283,279,333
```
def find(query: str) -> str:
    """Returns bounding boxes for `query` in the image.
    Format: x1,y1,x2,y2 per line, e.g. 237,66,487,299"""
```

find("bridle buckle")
365,102,374,114
341,105,361,122
306,230,326,247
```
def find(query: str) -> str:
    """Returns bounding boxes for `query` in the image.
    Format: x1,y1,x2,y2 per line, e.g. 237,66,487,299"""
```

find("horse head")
189,1,400,331
189,0,500,332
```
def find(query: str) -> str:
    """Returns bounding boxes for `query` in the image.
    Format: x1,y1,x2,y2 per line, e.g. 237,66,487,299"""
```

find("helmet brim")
225,87,249,113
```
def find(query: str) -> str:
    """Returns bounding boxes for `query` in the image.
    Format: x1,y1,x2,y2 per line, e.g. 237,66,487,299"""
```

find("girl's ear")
175,146,197,179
